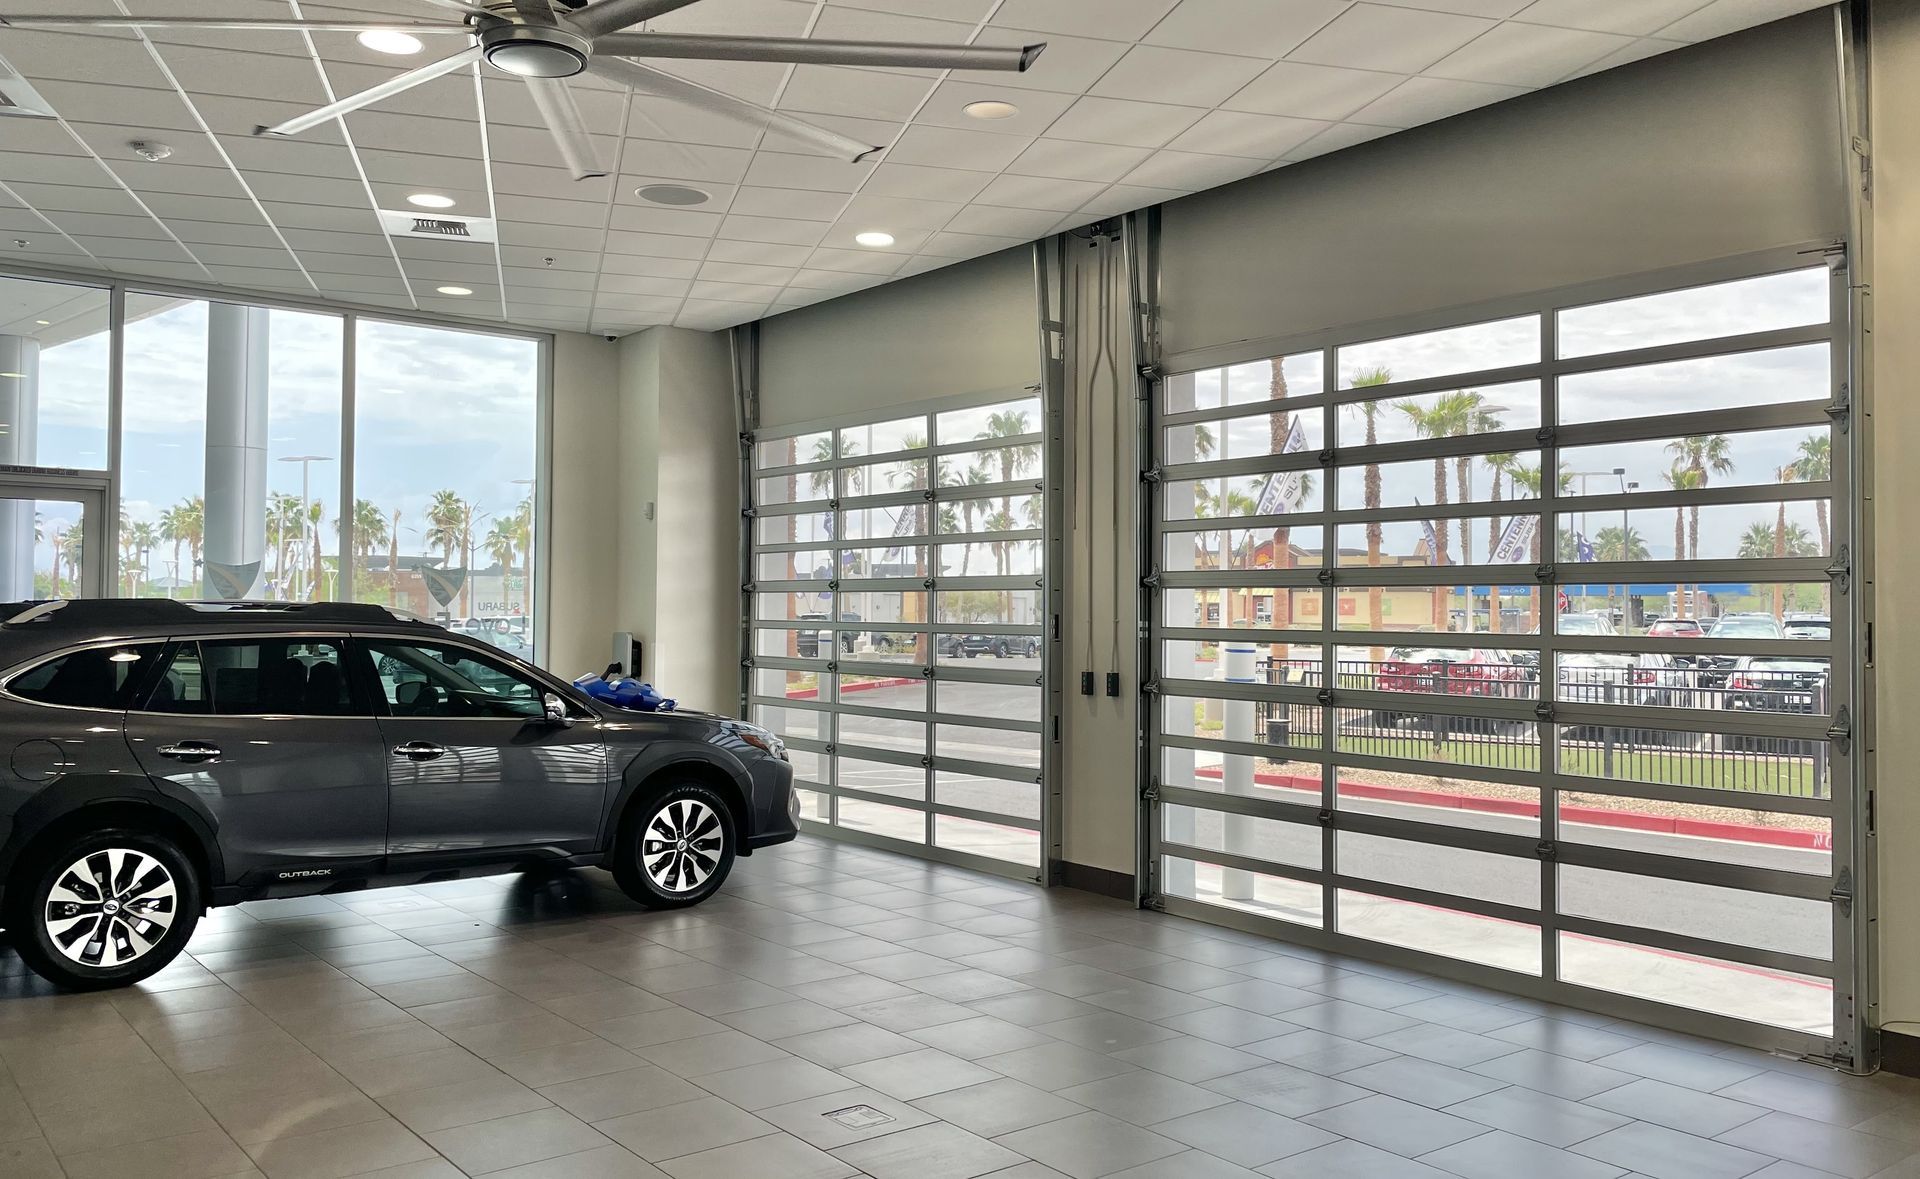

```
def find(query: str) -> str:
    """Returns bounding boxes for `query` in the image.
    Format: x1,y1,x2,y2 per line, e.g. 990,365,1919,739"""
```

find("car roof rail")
3,599,200,627
180,600,433,625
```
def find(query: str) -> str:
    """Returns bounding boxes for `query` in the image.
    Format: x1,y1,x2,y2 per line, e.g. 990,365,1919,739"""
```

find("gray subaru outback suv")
0,599,797,990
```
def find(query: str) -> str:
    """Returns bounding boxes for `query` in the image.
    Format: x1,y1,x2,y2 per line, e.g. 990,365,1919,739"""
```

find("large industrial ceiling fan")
0,0,1046,178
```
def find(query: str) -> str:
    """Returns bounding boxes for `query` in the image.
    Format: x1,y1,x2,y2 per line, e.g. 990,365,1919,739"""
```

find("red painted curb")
1193,767,1829,851
784,676,920,702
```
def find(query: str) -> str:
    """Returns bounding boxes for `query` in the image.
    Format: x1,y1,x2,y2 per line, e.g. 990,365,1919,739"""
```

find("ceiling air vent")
0,57,58,119
376,208,497,244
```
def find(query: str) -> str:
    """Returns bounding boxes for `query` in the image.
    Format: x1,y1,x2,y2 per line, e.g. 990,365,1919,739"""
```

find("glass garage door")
1146,254,1858,1058
749,394,1047,877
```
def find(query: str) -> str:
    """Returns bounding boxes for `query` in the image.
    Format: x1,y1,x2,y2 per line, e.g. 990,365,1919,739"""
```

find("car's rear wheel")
6,827,201,991
612,783,737,909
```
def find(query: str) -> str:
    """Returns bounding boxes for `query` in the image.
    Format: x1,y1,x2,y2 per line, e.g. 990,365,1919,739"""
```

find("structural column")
203,303,269,599
0,335,40,600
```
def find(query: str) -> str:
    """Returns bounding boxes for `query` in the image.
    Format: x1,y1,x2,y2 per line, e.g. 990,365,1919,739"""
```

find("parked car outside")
1783,614,1831,641
1372,647,1526,726
1724,655,1831,713
1646,617,1705,639
795,611,863,658
945,634,1040,659
1555,612,1617,636
0,599,797,991
1696,612,1788,688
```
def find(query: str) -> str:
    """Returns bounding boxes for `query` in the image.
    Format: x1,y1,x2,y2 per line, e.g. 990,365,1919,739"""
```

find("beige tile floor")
2,835,1918,1179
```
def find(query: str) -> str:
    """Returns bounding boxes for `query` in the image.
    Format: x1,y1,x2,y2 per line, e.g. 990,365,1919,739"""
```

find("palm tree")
266,492,304,599
955,464,992,573
426,489,467,614
1345,366,1393,647
59,522,83,595
1792,433,1832,555
343,499,388,585
1507,462,1570,632
1663,467,1705,616
389,508,402,604
1594,525,1650,562
510,497,534,620
159,502,192,598
1667,435,1734,585
806,435,838,499
485,517,519,591
125,520,159,597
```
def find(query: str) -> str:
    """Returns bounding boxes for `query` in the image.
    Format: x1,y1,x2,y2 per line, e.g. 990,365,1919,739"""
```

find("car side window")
8,644,161,709
367,641,545,719
143,639,359,716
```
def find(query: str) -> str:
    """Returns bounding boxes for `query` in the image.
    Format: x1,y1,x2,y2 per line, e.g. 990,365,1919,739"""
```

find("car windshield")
1746,657,1830,673
1557,615,1608,634
1712,616,1782,637
1649,621,1699,633
1784,621,1830,639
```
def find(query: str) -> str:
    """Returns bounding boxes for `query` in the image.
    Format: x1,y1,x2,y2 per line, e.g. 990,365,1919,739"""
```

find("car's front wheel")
6,827,201,991
612,784,737,908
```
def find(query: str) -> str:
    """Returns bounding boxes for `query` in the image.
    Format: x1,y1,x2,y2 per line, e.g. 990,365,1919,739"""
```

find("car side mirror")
542,692,574,728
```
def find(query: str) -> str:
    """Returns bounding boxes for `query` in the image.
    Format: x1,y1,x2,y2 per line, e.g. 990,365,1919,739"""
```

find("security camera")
604,333,618,342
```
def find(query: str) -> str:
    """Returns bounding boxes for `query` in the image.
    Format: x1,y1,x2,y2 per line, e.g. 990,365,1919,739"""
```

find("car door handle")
157,742,221,762
392,741,447,761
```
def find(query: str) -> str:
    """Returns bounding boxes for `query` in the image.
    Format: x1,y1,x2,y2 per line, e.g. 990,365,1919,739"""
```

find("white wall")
1159,11,1845,362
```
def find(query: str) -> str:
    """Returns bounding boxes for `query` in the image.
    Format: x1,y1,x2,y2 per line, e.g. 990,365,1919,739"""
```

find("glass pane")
1559,865,1830,960
839,416,926,458
840,457,927,497
1338,452,1544,512
842,502,927,540
1338,642,1534,698
936,589,1040,626
752,667,820,701
840,674,925,713
1337,831,1535,909
1166,410,1324,465
841,545,927,580
1163,526,1325,574
788,749,827,787
756,429,830,468
1164,694,1323,754
936,680,1040,722
840,590,928,630
935,397,1040,445
1166,352,1325,413
836,755,924,801
759,510,834,546
1161,748,1321,805
858,631,929,664
758,549,834,581
1336,515,1541,571
1557,792,1830,875
1552,582,1829,639
1557,648,1830,715
1331,585,1544,636
1163,642,1321,688
935,815,1038,867
1164,474,1322,521
752,703,829,741
353,319,537,653
838,797,926,843
1163,588,1320,630
6,498,87,601
1337,381,1539,447
1339,889,1541,975
938,442,1042,486
937,722,1040,770
1558,932,1830,1034
1558,427,1832,497
1335,764,1540,836
1557,500,1827,563
1337,317,1540,387
3,274,111,470
1339,706,1540,774
937,540,1042,576
1164,804,1319,871
1557,268,1828,359
758,471,831,506
1163,855,1322,927
1556,726,1830,800
795,789,829,822
935,770,1038,819
840,711,925,755
1558,343,1829,425
118,299,344,605
935,631,1042,667
938,495,1041,535
755,591,829,624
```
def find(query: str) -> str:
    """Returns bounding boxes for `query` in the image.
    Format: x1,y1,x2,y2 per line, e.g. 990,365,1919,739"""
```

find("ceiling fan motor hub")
481,23,591,78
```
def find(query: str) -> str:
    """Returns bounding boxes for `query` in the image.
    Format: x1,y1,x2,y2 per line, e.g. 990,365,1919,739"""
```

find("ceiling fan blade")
569,0,707,39
256,45,483,137
415,0,495,17
587,55,880,162
0,15,469,32
524,76,607,180
592,33,1043,72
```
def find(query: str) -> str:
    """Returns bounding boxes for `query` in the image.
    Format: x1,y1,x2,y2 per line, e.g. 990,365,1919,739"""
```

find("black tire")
5,826,201,991
612,783,737,909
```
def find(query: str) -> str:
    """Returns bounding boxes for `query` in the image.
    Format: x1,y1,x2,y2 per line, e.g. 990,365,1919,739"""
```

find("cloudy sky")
28,300,537,583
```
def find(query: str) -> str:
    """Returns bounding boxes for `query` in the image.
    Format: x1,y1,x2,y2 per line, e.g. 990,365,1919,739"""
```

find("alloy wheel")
44,848,178,968
641,799,724,893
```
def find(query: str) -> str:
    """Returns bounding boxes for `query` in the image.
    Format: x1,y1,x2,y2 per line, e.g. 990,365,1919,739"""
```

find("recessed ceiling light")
34,319,50,326
635,184,711,206
436,285,473,296
358,29,423,56
854,231,895,248
963,99,1019,120
408,193,456,209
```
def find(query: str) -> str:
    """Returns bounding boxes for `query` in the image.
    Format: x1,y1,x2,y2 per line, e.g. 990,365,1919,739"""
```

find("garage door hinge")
1142,466,1164,484
1534,701,1556,722
1142,679,1161,696
741,506,756,519
1142,569,1163,590
1142,778,1160,803
1827,545,1851,594
1534,562,1554,583
1831,867,1854,917
1535,840,1558,861
741,581,754,594
1828,705,1853,755
1828,383,1851,431
1535,425,1556,445
1138,363,1163,381
1316,568,1336,586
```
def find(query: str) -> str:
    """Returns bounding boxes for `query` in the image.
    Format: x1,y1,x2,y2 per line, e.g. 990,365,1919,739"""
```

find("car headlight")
736,727,788,761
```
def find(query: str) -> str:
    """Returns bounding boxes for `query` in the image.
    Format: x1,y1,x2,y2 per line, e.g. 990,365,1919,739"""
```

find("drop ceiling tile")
759,112,906,159
911,80,1076,135
990,0,1181,40
811,4,978,44
44,210,172,241
648,0,816,37
242,171,369,206
598,253,703,279
717,214,830,246
592,292,684,314
168,222,287,251
1512,0,1715,34
1164,109,1328,158
500,285,592,307
2,27,173,89
345,109,488,160
1347,75,1527,126
954,27,1133,94
805,246,907,275
818,224,929,252
691,279,786,302
481,77,628,133
596,273,694,296
1287,4,1497,72
30,80,201,132
602,230,711,260
496,194,610,230
1119,149,1266,190
1078,181,1185,218
862,163,995,203
365,183,492,215
1044,95,1205,148
1380,0,1532,15
299,251,405,278
498,246,604,272
727,185,850,221
942,205,1060,238
489,124,617,172
1653,0,1823,41
919,230,1025,258
65,122,234,171
1427,22,1636,86
8,182,150,218
625,96,762,150
1089,45,1271,108
698,261,798,285
187,240,302,268
838,193,964,230
1223,60,1405,120
0,152,116,189
214,134,360,180
617,175,738,215
355,147,489,190
676,298,771,328
614,140,756,184
308,272,408,296
741,151,877,194
883,124,1029,171
1564,36,1689,80
828,0,998,20
489,160,614,202
1144,0,1351,57
1282,120,1397,160
607,204,723,237
283,228,397,258
787,268,890,291
1008,138,1153,183
974,173,1108,213
147,43,335,104
493,222,607,252
261,201,385,233
72,234,197,262
777,65,933,122
705,239,815,267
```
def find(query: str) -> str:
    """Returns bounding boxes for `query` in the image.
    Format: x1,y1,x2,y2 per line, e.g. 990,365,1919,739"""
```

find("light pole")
278,455,331,600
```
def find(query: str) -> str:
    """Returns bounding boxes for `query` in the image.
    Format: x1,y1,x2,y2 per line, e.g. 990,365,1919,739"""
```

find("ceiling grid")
0,0,1830,335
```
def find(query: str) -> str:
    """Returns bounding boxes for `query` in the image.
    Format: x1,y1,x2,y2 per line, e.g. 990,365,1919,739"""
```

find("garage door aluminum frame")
1129,211,1866,1067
